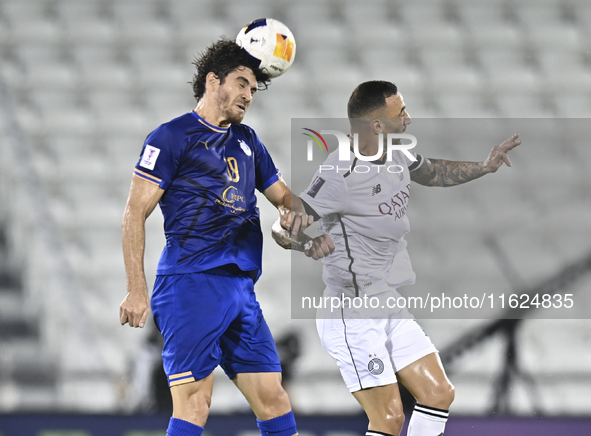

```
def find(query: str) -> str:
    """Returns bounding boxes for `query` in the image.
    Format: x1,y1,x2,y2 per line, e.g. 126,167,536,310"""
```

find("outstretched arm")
411,133,521,187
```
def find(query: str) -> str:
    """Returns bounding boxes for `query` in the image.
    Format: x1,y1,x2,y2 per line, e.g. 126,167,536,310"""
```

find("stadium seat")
1,0,50,23
78,63,134,92
127,45,181,71
64,18,118,46
407,22,464,51
341,1,392,27
458,3,507,27
435,93,495,118
466,23,523,50
554,94,591,117
222,0,280,31
16,44,67,72
428,65,484,95
111,0,162,24
486,66,541,96
525,23,583,51
168,0,218,25
6,18,63,47
513,4,564,27
144,88,197,123
399,3,448,28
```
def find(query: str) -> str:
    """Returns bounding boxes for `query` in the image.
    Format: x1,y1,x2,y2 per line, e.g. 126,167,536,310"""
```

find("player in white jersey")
274,81,520,436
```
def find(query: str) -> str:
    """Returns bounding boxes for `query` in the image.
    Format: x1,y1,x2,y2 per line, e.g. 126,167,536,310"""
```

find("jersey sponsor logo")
371,184,381,196
368,358,384,375
377,184,411,220
216,186,246,214
222,186,245,203
239,140,252,156
139,145,160,170
306,176,325,198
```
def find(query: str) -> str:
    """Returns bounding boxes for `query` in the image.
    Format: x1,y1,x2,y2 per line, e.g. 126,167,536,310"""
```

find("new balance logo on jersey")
371,184,381,196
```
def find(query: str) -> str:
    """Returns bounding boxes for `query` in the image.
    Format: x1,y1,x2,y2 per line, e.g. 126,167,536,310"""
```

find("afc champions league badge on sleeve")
139,145,160,170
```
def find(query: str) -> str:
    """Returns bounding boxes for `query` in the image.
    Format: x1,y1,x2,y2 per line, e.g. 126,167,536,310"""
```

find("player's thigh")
316,308,397,393
219,281,282,380
386,318,438,374
395,352,454,408
151,272,242,385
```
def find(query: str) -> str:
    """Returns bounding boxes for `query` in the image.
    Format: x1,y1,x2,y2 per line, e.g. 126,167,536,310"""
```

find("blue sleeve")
134,124,179,190
252,131,280,192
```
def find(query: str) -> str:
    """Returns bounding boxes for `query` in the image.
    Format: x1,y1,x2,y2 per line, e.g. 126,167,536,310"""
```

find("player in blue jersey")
120,40,310,436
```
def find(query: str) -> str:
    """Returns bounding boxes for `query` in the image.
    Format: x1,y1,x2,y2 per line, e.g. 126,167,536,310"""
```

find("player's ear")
205,72,220,92
370,119,383,134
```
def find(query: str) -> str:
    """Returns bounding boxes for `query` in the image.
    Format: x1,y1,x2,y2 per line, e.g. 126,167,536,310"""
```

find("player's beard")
216,88,246,124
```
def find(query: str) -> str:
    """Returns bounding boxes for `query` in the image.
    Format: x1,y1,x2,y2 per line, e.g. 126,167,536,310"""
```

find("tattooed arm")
410,133,521,187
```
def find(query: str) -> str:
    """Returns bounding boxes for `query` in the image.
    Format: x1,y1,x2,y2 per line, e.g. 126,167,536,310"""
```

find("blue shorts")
151,271,282,387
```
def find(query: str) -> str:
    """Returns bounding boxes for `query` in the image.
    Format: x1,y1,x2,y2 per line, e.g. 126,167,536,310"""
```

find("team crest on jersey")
139,145,160,170
368,358,384,375
239,140,252,156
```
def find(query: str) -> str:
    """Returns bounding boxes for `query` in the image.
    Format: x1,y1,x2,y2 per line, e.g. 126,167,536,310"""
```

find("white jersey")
300,148,424,297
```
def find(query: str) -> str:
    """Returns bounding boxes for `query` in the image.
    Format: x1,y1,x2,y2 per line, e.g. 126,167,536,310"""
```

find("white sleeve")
299,170,347,218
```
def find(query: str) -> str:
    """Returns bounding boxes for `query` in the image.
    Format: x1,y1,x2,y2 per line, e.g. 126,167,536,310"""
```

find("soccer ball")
236,18,296,79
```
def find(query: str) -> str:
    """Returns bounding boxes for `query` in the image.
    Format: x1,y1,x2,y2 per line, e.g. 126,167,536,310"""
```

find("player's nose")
404,112,412,125
242,87,253,101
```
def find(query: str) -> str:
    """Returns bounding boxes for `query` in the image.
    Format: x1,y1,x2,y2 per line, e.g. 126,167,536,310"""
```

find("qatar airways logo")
379,184,411,220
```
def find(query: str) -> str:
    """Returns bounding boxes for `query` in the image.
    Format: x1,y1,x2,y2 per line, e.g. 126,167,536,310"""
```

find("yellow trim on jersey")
169,371,193,380
134,169,163,186
170,377,196,387
198,118,228,133
134,169,162,182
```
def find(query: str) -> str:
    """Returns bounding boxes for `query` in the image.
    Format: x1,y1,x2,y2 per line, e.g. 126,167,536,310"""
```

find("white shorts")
316,305,438,392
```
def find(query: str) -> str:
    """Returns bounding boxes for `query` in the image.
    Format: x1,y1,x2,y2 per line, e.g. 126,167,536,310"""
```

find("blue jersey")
134,111,280,281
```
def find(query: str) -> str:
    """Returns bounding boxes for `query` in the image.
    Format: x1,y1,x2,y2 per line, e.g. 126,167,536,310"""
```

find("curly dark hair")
191,39,270,101
347,80,398,119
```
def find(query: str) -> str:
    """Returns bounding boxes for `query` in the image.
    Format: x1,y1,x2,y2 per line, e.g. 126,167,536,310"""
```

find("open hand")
483,133,521,173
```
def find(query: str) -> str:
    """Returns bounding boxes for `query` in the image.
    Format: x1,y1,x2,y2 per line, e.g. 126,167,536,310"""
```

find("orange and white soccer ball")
236,18,296,78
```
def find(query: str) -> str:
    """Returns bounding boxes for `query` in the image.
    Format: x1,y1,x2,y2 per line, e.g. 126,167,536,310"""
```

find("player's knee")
425,381,455,410
187,391,212,422
370,409,405,436
258,384,291,419
172,384,212,424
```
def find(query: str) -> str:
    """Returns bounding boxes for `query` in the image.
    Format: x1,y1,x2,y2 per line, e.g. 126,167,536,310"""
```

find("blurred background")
0,0,591,433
